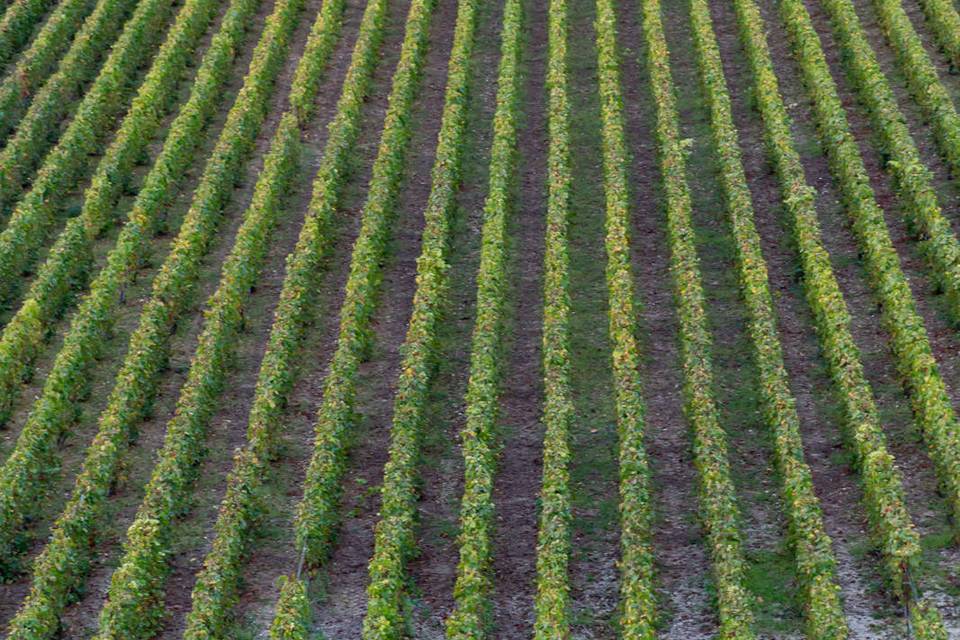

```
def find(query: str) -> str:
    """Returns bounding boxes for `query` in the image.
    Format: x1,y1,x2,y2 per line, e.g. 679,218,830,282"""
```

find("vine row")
264,0,441,630
0,0,239,428
0,0,96,140
813,0,960,323
358,0,478,632
777,0,960,554
532,0,574,631
914,0,960,69
0,0,303,581
865,0,960,174
88,2,340,630
594,0,657,635
0,0,178,302
0,0,56,69
688,0,847,633
0,0,165,209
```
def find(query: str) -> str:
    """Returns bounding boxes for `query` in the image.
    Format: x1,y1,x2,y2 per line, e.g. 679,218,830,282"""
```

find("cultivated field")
0,0,958,632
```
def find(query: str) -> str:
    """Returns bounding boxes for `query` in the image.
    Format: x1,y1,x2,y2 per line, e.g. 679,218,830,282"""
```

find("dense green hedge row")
776,0,960,546
359,0,477,634
442,0,522,634
532,0,574,632
813,0,960,323
732,0,946,634
0,0,178,304
0,0,56,69
642,0,755,635
178,0,393,633
914,0,960,69
0,0,258,428
593,0,655,636
687,0,846,635
5,45,298,640
0,0,96,140
269,576,312,640
265,0,440,631
864,0,960,173
0,0,301,583
88,0,344,640
0,0,163,210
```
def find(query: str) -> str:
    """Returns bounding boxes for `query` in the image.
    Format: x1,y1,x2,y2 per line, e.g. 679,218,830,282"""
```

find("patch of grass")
829,447,854,469
567,0,619,543
744,547,803,634
562,0,622,635
224,615,264,640
847,537,874,561
920,530,954,555
920,530,960,597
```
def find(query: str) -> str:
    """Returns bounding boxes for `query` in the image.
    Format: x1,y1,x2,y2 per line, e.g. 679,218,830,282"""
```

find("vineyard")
0,0,959,631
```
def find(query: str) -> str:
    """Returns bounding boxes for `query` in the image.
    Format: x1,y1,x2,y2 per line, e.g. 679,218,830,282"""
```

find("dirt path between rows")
482,0,548,634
